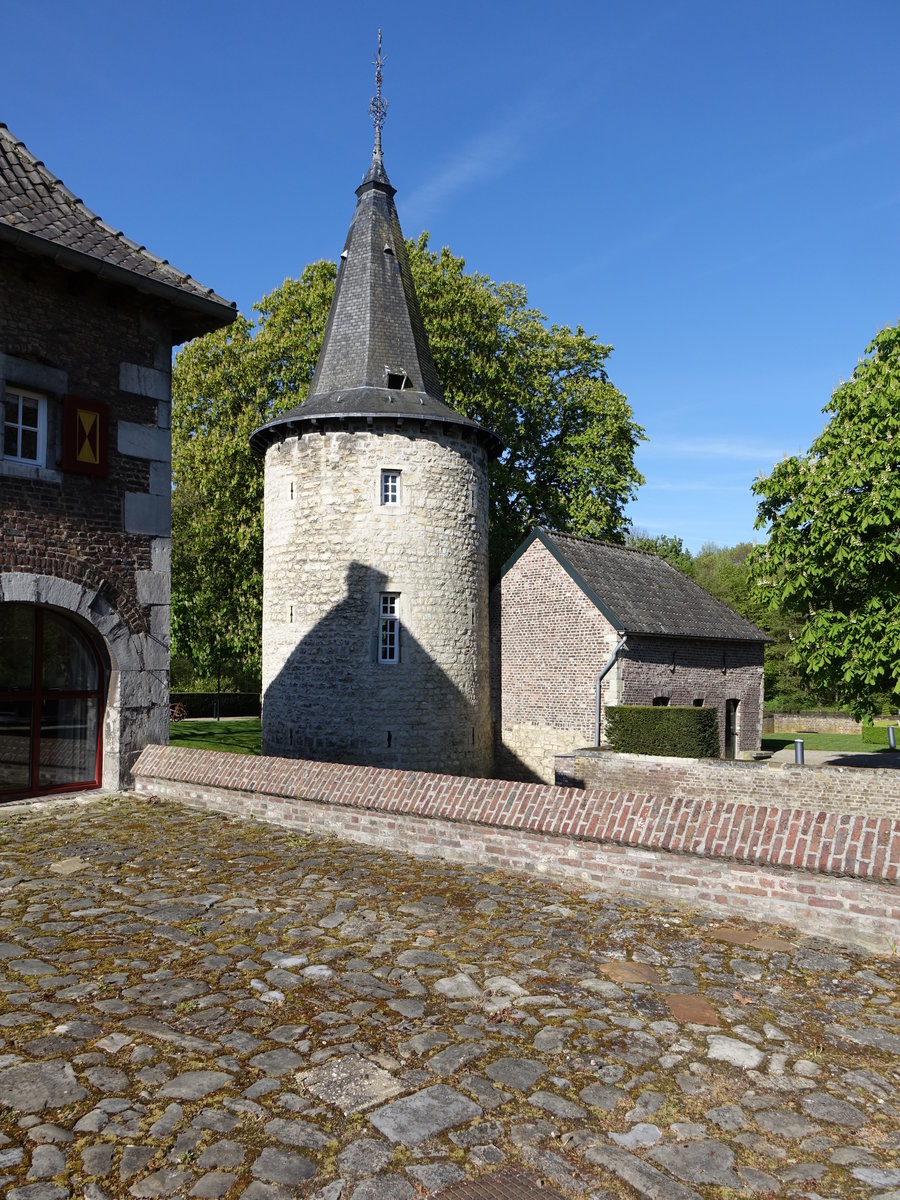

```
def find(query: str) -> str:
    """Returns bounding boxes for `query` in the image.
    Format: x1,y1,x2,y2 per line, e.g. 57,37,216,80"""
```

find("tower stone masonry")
251,106,500,776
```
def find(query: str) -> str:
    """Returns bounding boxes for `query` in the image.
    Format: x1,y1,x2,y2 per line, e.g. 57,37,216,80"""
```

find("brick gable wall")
491,537,619,780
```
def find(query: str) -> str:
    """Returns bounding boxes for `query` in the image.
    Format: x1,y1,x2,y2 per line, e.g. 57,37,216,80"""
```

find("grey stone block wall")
261,424,492,776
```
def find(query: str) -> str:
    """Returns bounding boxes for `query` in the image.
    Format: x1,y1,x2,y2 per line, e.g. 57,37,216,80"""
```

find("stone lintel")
0,353,68,394
124,492,171,537
117,421,171,464
119,362,171,401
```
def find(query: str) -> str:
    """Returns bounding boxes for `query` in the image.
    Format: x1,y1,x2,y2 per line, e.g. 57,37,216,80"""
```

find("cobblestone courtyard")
0,795,898,1200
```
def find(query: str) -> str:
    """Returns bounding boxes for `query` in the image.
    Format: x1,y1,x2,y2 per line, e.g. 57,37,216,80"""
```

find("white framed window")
379,593,400,663
381,469,400,506
3,387,46,466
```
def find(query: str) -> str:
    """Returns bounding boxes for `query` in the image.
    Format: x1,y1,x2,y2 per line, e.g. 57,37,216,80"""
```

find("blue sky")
5,0,899,552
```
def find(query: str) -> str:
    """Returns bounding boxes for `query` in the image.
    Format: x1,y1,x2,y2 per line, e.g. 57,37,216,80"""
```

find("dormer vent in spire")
386,369,410,391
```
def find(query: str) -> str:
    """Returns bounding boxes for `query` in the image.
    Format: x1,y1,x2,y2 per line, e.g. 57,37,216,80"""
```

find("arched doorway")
0,604,104,801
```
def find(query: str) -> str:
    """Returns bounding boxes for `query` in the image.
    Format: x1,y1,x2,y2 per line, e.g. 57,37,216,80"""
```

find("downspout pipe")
595,635,628,746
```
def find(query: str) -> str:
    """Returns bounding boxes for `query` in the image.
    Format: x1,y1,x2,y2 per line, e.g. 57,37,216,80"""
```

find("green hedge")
170,692,261,719
606,705,720,758
861,720,898,746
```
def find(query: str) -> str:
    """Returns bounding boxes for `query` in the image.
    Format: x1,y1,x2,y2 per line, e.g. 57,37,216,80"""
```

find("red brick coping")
133,745,900,951
134,744,899,882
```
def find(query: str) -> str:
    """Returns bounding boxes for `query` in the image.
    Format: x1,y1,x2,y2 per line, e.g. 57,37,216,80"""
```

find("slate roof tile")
0,121,235,322
536,529,770,642
251,139,500,457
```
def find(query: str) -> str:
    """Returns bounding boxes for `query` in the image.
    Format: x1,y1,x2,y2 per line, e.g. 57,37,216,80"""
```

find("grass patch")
763,731,895,753
169,717,261,755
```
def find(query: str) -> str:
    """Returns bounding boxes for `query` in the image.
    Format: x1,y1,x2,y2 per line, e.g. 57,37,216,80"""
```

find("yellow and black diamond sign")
62,395,107,476
76,407,100,465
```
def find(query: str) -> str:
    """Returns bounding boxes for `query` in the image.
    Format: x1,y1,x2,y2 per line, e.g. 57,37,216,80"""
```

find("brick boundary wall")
132,745,900,953
557,750,900,820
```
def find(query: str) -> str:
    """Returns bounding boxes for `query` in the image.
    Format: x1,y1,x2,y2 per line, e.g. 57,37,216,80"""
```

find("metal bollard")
890,726,897,751
794,738,805,766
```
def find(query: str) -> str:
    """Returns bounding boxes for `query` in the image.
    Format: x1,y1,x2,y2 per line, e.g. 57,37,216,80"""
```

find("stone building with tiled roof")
0,121,235,801
491,528,769,781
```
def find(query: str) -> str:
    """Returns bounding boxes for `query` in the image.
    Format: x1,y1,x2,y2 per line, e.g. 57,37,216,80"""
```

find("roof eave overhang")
624,629,773,644
0,222,237,337
250,407,503,459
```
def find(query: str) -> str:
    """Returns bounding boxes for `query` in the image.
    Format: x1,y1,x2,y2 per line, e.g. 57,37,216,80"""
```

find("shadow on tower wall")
264,561,522,778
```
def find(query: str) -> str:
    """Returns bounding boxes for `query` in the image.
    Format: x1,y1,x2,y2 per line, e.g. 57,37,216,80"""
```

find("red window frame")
0,606,104,802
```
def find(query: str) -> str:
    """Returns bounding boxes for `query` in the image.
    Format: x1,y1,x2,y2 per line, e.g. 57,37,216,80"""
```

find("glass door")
0,604,103,801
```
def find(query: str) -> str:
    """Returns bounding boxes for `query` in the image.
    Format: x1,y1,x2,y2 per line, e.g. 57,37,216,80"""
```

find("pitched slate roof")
0,122,236,335
505,529,770,642
250,137,500,456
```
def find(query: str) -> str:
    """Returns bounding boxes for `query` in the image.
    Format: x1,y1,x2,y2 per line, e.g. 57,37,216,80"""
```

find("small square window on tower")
381,469,400,506
379,593,400,663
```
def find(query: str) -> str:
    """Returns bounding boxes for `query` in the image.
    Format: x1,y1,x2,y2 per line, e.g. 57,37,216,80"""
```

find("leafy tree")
626,529,695,576
411,237,645,567
172,262,336,682
692,541,757,616
171,241,644,680
751,323,900,719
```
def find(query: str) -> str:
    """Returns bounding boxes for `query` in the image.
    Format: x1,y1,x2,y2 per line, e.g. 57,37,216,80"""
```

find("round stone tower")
250,88,500,776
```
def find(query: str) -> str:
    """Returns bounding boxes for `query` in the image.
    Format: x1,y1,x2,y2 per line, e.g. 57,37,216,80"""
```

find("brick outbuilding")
0,121,235,801
491,528,769,782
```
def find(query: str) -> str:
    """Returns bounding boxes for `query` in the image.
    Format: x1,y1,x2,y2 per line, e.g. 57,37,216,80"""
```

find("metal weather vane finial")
369,29,388,160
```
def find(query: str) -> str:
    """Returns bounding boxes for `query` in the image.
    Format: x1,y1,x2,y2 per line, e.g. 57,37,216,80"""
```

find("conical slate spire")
249,39,500,457
307,30,442,402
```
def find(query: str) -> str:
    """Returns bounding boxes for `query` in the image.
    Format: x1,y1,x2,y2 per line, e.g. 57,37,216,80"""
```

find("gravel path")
0,794,897,1199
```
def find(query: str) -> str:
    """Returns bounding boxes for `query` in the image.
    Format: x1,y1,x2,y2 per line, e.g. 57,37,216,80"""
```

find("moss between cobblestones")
0,796,897,1198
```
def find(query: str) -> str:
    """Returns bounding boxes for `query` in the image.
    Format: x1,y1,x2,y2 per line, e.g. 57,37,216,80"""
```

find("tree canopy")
625,530,695,576
750,323,900,718
171,239,644,681
410,237,645,566
172,261,336,684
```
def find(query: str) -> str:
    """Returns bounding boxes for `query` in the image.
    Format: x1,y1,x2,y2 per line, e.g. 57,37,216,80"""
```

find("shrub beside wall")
606,705,720,758
861,719,900,747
